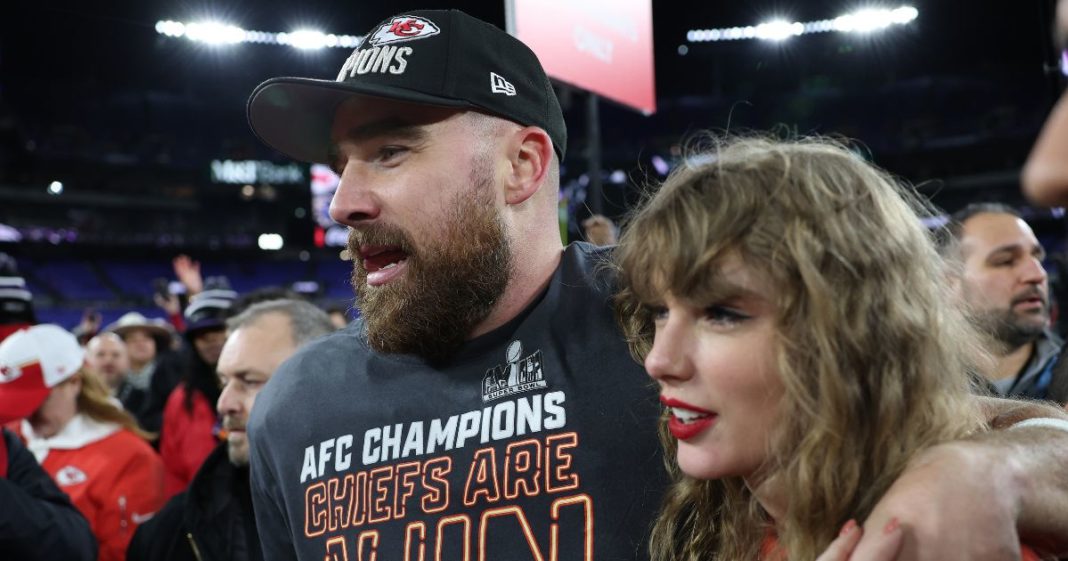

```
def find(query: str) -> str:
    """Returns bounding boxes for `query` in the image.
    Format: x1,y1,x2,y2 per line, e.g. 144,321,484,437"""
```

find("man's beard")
223,415,248,467
972,292,1049,352
347,164,513,364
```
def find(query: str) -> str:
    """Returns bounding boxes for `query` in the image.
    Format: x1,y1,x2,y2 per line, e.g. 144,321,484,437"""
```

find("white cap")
0,324,85,423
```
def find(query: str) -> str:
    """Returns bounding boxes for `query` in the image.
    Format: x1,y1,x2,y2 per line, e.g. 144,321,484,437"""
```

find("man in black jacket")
127,299,333,561
0,428,97,560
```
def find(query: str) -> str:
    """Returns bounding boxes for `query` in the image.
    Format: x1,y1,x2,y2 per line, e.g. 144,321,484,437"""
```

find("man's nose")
329,163,381,225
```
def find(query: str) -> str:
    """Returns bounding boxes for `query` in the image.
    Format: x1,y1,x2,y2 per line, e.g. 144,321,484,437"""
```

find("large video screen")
310,164,348,247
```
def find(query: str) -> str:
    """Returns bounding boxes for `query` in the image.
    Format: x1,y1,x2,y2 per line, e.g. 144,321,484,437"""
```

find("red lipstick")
660,396,717,441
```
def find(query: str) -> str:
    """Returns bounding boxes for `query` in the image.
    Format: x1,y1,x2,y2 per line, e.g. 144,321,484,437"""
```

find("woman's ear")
504,127,554,206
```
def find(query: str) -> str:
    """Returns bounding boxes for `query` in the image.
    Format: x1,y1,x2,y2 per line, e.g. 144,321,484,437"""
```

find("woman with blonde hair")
614,137,1048,560
0,324,166,561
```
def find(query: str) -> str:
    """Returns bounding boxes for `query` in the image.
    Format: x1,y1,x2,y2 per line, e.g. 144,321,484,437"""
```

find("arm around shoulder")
850,397,1068,560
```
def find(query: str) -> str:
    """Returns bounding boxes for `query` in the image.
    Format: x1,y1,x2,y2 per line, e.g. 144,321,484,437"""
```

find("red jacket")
160,384,218,499
16,415,166,561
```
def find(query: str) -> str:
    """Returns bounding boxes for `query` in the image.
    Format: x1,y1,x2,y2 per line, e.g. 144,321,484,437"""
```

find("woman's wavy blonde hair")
74,367,155,441
614,137,988,560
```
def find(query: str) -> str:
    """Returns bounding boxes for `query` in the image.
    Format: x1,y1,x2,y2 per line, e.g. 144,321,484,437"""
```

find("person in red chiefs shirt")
0,324,166,561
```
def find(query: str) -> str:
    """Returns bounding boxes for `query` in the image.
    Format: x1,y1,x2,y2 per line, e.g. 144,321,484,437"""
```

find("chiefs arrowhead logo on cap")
0,363,21,383
368,16,441,46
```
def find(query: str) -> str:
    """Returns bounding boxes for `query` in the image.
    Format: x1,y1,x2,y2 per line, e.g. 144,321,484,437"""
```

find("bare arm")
979,397,1068,552
850,397,1068,560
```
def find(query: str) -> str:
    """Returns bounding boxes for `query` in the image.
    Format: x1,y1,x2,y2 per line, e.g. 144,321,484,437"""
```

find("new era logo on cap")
369,16,441,46
490,72,516,96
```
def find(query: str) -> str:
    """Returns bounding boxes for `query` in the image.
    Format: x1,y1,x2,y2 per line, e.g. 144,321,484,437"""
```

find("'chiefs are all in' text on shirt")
248,243,666,560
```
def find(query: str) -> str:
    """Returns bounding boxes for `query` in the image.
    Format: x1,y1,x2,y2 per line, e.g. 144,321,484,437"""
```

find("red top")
15,420,165,561
159,384,218,498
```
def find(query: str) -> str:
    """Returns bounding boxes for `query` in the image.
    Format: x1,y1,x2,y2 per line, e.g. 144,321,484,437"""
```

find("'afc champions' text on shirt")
296,391,596,559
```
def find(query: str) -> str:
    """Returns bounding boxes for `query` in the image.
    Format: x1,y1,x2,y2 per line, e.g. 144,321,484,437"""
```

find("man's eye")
379,146,407,162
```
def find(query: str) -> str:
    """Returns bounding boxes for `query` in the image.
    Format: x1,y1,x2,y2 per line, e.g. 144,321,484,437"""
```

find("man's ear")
504,127,553,206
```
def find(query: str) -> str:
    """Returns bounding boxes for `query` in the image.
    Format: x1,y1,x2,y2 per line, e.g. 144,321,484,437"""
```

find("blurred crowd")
0,253,343,561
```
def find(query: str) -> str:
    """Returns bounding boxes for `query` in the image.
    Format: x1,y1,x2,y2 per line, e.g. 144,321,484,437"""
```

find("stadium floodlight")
155,20,186,38
258,233,284,251
156,20,363,50
833,7,917,33
686,5,917,43
281,29,328,50
185,21,247,45
754,20,804,41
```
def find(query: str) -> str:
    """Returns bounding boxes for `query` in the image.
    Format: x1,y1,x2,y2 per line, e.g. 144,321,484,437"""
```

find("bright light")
834,9,894,33
282,29,327,50
155,20,186,37
687,5,917,43
651,155,670,176
609,170,627,184
258,233,284,251
185,21,246,45
891,6,919,24
156,20,362,50
48,181,63,195
755,20,804,41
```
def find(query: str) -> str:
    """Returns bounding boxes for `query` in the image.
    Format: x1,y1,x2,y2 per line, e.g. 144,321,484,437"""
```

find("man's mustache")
1011,286,1048,308
223,416,245,432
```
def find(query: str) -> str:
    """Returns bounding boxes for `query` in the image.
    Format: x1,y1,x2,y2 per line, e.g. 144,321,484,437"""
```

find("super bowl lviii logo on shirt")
482,340,546,402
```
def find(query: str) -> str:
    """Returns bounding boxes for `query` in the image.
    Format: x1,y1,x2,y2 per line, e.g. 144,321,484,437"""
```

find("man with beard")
947,203,1067,400
245,9,1068,561
127,299,334,561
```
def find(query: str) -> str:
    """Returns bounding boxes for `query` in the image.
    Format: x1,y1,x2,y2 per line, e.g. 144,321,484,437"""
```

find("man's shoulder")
249,325,366,430
280,323,365,375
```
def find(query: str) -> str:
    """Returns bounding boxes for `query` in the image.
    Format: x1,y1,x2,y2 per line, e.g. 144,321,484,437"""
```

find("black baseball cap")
247,9,566,163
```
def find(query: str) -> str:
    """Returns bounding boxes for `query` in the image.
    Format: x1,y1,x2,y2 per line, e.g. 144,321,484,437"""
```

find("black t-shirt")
248,243,665,560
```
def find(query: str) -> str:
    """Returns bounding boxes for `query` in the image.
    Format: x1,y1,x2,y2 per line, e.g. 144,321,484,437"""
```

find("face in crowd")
956,213,1050,349
30,375,81,439
329,97,514,363
192,328,227,366
122,327,157,367
215,313,298,466
86,333,130,390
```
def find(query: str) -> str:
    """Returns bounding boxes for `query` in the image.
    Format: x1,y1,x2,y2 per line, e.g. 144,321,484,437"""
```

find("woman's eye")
645,305,668,323
703,305,748,325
